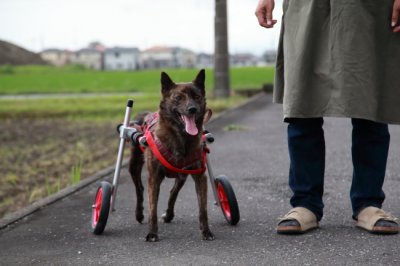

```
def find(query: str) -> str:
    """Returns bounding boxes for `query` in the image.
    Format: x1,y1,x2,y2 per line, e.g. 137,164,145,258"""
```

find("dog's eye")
194,94,200,100
175,95,182,101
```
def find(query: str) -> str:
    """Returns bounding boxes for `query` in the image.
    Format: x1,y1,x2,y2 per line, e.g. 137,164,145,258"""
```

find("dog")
128,69,214,242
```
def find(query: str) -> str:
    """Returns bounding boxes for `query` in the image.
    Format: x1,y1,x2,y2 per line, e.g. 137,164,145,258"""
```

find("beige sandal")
356,207,399,234
277,207,319,234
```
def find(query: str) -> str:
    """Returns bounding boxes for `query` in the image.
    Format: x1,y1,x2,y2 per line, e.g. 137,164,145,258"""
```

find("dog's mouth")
178,113,198,136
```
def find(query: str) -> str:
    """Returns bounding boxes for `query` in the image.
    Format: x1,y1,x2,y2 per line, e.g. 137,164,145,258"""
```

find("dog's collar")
142,112,207,176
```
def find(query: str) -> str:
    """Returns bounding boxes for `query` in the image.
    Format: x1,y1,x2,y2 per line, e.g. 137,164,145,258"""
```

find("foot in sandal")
277,207,319,234
355,207,399,234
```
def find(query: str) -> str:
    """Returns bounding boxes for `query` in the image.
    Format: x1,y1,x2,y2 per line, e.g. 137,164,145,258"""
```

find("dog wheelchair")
90,100,240,235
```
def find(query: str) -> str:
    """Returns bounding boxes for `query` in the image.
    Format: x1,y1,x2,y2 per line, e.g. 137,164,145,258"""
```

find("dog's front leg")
193,174,215,241
146,166,163,242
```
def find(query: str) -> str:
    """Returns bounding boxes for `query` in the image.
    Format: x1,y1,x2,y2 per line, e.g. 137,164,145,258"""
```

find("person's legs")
350,118,398,234
287,117,325,221
350,118,389,217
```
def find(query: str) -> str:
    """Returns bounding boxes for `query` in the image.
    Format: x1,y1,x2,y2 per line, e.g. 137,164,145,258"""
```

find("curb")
0,92,268,230
0,161,127,230
208,92,266,124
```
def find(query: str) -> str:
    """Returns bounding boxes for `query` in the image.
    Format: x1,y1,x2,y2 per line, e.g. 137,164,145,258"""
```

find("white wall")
104,50,139,70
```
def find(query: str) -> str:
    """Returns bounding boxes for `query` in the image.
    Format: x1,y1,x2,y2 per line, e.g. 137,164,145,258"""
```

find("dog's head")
159,69,207,136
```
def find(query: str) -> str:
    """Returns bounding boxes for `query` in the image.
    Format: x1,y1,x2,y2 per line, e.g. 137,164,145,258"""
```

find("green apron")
274,0,400,124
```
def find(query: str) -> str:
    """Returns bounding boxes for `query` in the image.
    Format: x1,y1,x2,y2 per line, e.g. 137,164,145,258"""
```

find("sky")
0,0,283,56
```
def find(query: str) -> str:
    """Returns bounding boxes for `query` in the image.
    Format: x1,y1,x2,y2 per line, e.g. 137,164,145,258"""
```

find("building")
140,46,197,69
104,47,140,71
196,53,214,68
40,49,71,66
69,48,103,70
230,53,260,67
175,47,197,68
263,50,277,65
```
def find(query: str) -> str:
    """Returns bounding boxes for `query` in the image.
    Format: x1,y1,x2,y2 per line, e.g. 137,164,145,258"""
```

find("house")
140,46,197,69
175,47,197,68
69,48,103,70
196,53,214,69
40,49,71,66
263,50,277,65
104,47,140,71
230,53,260,67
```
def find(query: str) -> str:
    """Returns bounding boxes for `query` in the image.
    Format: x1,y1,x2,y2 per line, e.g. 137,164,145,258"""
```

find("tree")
214,0,230,98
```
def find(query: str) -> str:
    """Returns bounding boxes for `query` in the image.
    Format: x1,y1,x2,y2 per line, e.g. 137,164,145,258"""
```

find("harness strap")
144,128,207,175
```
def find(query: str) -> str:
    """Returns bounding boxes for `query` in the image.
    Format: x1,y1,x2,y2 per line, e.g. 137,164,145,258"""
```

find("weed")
57,176,61,193
5,173,18,186
71,162,81,185
223,124,252,132
0,65,15,75
45,175,52,196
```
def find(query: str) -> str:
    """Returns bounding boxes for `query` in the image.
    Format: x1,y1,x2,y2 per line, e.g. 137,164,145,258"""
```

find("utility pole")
214,0,230,98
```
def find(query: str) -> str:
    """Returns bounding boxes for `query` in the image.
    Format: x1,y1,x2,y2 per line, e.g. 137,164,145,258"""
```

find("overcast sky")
0,0,283,56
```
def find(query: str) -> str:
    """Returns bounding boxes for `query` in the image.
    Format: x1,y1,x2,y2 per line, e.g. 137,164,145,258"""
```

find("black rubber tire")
90,181,112,235
215,175,240,225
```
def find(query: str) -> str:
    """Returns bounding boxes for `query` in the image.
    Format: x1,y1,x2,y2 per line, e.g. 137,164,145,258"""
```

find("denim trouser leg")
351,118,390,217
287,118,325,221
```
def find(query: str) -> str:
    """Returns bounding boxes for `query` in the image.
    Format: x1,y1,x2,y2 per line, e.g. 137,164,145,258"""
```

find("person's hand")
255,0,277,28
392,0,400,32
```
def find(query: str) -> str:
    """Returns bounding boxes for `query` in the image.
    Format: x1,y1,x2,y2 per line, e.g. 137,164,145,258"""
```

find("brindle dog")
129,69,214,242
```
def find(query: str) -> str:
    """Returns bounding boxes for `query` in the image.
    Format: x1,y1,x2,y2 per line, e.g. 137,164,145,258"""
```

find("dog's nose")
187,106,197,114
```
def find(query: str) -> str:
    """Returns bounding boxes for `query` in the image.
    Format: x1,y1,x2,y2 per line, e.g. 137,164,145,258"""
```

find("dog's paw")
202,230,215,241
162,211,174,223
136,213,144,224
145,233,159,242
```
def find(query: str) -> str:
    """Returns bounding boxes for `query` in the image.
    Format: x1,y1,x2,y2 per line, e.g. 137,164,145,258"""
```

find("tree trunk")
214,0,230,98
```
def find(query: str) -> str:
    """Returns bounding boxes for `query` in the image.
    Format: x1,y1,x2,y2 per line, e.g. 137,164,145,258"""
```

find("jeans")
287,118,390,221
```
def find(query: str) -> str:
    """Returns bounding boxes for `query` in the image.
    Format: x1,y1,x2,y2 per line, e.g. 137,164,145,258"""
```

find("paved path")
1,93,400,265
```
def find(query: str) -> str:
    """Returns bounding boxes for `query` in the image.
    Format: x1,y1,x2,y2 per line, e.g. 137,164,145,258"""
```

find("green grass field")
0,65,275,95
0,94,248,121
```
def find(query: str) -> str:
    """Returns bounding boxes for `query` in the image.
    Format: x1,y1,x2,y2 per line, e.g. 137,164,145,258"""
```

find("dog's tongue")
182,115,198,136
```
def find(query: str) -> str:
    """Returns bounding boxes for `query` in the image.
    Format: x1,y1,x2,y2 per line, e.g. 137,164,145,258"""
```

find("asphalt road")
1,93,400,266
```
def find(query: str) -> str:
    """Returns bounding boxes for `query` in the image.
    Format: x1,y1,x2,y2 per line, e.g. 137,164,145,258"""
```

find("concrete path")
1,93,400,265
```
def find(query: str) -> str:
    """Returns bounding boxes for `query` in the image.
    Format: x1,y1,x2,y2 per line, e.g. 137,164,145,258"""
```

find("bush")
68,64,87,72
0,65,15,75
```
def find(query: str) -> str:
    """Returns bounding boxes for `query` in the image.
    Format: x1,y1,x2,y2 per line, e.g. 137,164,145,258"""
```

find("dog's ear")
193,69,205,95
161,72,175,95
203,108,213,124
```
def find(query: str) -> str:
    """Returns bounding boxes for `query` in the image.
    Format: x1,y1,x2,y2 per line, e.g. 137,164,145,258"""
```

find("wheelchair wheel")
91,181,112,235
215,175,240,225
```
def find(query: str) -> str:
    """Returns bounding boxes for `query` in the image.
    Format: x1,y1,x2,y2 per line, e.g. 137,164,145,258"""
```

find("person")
255,0,400,234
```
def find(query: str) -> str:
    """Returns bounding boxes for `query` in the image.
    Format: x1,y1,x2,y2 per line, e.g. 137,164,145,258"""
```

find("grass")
71,162,81,185
223,124,252,132
0,65,275,95
0,93,247,121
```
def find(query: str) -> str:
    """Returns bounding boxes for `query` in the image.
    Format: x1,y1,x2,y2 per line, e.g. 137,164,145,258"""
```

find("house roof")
142,46,194,54
41,48,68,53
197,52,213,58
142,46,174,53
105,47,139,53
76,48,102,54
230,53,259,60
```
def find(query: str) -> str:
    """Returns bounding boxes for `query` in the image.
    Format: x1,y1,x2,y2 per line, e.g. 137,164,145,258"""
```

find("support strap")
144,127,207,175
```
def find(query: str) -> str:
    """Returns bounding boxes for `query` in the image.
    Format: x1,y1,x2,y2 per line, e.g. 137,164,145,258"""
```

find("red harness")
139,113,208,176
